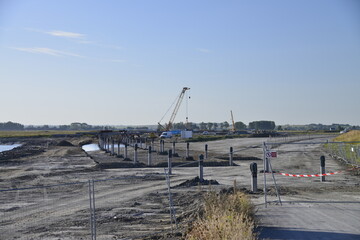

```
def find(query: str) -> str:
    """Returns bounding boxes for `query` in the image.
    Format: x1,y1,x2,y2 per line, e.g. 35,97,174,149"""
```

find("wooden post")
229,147,233,166
172,141,176,156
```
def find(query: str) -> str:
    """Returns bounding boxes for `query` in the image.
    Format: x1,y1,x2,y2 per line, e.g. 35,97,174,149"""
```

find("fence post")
148,146,152,166
168,149,172,175
263,142,270,172
205,144,208,159
199,154,204,182
134,144,138,164
320,155,326,182
250,162,258,192
229,147,233,166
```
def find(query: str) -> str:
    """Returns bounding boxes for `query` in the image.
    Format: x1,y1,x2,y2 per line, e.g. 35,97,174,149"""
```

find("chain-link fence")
0,173,183,240
324,142,360,167
0,181,89,239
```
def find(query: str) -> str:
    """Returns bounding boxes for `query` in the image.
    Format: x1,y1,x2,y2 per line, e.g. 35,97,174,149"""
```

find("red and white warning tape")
277,171,342,177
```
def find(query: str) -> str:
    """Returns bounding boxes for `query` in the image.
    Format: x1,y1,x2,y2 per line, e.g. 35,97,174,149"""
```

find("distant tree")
207,122,214,130
213,123,218,130
337,125,344,131
277,125,283,131
58,125,69,130
223,121,230,130
199,122,207,130
0,121,24,131
249,121,276,130
234,121,246,130
190,122,199,130
173,122,186,130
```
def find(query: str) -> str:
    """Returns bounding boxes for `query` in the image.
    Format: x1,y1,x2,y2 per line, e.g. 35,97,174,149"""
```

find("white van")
160,132,173,138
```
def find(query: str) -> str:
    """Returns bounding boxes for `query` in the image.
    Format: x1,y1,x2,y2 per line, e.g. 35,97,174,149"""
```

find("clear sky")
1,0,359,126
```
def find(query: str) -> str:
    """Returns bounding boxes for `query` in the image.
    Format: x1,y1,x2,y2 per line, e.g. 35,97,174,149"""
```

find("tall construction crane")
158,87,190,131
230,110,236,133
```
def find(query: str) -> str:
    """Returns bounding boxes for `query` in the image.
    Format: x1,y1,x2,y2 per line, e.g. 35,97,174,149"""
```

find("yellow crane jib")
158,87,190,132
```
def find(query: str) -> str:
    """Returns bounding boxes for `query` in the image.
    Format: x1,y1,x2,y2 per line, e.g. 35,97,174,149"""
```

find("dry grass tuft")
185,189,257,240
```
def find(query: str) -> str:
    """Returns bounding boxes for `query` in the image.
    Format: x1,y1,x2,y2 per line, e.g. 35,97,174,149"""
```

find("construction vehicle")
158,87,190,136
230,110,236,133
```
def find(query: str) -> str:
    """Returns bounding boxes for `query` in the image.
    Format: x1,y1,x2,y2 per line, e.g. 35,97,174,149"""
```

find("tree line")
171,120,276,131
0,120,276,131
3,121,355,132
0,122,116,131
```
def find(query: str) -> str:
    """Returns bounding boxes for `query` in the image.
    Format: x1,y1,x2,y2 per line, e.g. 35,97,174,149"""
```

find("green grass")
324,130,360,165
0,130,96,138
185,189,257,240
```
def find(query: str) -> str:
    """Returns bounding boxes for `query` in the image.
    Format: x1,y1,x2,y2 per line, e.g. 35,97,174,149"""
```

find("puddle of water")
0,144,22,153
81,144,100,152
82,143,125,152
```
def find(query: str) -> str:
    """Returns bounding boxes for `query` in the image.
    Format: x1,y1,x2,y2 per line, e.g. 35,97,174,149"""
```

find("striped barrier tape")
275,166,360,178
277,171,342,177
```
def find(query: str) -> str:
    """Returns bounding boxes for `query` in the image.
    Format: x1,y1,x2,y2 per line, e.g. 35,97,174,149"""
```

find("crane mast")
158,87,190,132
230,110,236,132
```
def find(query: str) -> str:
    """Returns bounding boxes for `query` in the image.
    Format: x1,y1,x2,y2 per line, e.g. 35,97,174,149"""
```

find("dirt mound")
0,145,45,161
174,177,219,188
56,140,74,146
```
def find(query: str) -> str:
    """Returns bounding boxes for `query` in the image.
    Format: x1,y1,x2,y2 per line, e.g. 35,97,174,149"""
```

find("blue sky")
1,0,359,126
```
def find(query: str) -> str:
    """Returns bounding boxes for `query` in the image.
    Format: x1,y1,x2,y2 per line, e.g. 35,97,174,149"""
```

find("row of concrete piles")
97,131,196,166
98,132,240,166
98,131,262,192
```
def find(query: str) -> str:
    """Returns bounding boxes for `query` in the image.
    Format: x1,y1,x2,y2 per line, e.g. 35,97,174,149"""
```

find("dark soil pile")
0,144,45,162
56,140,74,146
173,177,219,188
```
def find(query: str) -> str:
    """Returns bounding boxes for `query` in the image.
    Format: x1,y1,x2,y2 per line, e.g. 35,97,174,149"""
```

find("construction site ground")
0,134,359,239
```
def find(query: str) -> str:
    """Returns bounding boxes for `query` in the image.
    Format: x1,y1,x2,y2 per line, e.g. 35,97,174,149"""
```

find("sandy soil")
0,134,359,239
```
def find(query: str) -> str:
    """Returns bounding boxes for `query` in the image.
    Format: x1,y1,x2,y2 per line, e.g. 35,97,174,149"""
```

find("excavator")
158,87,190,137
